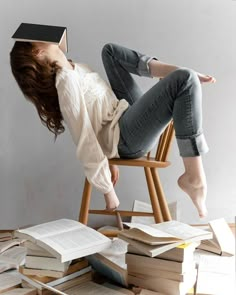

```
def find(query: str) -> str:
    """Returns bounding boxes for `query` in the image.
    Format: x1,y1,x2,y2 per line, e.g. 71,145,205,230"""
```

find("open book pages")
0,239,25,254
195,253,236,294
87,238,128,286
14,219,111,262
121,221,212,245
209,218,235,256
131,200,179,224
120,234,185,257
97,238,128,268
0,246,26,273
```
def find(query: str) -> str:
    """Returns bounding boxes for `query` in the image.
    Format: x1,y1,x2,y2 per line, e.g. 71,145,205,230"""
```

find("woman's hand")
104,188,120,211
109,165,120,186
197,72,216,84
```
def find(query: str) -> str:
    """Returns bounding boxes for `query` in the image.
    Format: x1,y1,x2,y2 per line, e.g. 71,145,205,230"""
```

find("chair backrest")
155,120,175,162
146,120,174,163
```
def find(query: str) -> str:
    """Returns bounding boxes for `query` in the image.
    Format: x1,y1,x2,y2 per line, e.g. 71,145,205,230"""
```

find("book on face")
14,219,111,262
12,23,68,53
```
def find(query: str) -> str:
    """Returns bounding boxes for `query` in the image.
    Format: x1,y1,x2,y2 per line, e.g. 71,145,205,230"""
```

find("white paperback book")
14,219,111,262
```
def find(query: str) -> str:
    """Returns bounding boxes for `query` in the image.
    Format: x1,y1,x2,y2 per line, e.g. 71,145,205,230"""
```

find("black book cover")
12,23,68,52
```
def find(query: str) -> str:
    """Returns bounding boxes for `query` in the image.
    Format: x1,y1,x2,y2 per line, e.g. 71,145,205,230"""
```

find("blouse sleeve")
57,71,113,194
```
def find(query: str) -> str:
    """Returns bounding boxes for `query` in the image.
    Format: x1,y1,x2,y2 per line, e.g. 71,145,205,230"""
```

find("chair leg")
151,168,172,221
79,178,92,225
144,167,164,223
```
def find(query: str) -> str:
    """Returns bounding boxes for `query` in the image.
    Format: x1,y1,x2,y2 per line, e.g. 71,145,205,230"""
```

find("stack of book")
126,242,199,295
13,218,112,294
118,220,212,295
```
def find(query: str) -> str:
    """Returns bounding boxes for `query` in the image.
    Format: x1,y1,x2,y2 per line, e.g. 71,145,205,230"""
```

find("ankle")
179,173,206,189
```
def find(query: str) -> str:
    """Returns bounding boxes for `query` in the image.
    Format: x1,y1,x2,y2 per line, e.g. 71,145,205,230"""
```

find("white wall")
0,0,235,229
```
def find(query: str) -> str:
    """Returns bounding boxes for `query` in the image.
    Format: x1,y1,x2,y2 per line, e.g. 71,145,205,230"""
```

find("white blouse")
55,63,129,194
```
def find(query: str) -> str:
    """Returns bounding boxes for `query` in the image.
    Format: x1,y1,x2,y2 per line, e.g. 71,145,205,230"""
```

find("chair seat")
109,157,171,168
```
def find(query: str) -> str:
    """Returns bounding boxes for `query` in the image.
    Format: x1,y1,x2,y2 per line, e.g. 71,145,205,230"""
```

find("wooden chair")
79,121,175,227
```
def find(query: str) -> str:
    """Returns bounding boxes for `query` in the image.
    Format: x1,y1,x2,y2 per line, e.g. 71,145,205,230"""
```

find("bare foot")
178,173,208,218
104,189,120,211
197,72,216,84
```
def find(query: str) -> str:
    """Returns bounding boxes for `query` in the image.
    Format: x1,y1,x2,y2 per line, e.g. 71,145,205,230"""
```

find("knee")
174,68,200,86
101,43,115,59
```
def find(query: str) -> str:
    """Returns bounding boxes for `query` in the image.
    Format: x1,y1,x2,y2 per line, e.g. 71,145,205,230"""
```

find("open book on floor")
118,220,212,246
87,238,128,287
14,219,111,262
197,218,235,256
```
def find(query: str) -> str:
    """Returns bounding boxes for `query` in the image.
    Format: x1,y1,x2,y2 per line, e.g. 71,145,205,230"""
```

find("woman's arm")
148,59,216,83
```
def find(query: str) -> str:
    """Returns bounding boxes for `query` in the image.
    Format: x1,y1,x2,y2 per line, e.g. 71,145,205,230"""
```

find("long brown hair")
10,41,64,140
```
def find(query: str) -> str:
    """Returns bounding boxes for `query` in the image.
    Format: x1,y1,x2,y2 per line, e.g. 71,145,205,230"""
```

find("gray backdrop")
0,0,235,229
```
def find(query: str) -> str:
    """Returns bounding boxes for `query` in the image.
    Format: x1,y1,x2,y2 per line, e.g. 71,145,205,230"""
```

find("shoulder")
76,63,93,74
55,68,79,89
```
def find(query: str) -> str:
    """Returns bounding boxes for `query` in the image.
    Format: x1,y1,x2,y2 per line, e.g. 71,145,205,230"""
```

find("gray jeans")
101,43,209,158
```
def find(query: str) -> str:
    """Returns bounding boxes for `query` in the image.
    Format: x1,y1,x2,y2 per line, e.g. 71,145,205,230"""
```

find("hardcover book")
12,23,68,53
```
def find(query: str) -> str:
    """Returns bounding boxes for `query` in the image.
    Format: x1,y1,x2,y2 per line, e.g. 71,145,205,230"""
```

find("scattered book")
87,238,128,287
197,218,235,256
25,256,71,272
128,272,197,295
119,220,212,246
14,219,111,262
127,242,199,262
0,239,25,254
20,270,92,294
0,272,22,293
0,233,13,242
23,241,54,258
0,246,26,273
12,23,68,53
126,253,196,274
195,253,236,294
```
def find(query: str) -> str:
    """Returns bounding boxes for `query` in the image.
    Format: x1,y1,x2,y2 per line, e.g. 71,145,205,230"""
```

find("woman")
10,41,215,218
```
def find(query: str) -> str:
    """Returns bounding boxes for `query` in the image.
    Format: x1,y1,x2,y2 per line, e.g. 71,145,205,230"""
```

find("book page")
0,239,25,254
99,238,128,269
196,254,236,294
1,246,26,265
39,226,110,255
150,221,212,240
16,219,84,240
0,246,26,273
209,218,235,255
100,238,128,257
131,200,178,224
123,223,180,239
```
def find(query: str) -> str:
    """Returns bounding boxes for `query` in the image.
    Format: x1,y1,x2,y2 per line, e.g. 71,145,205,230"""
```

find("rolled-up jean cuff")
137,56,158,77
176,133,209,157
